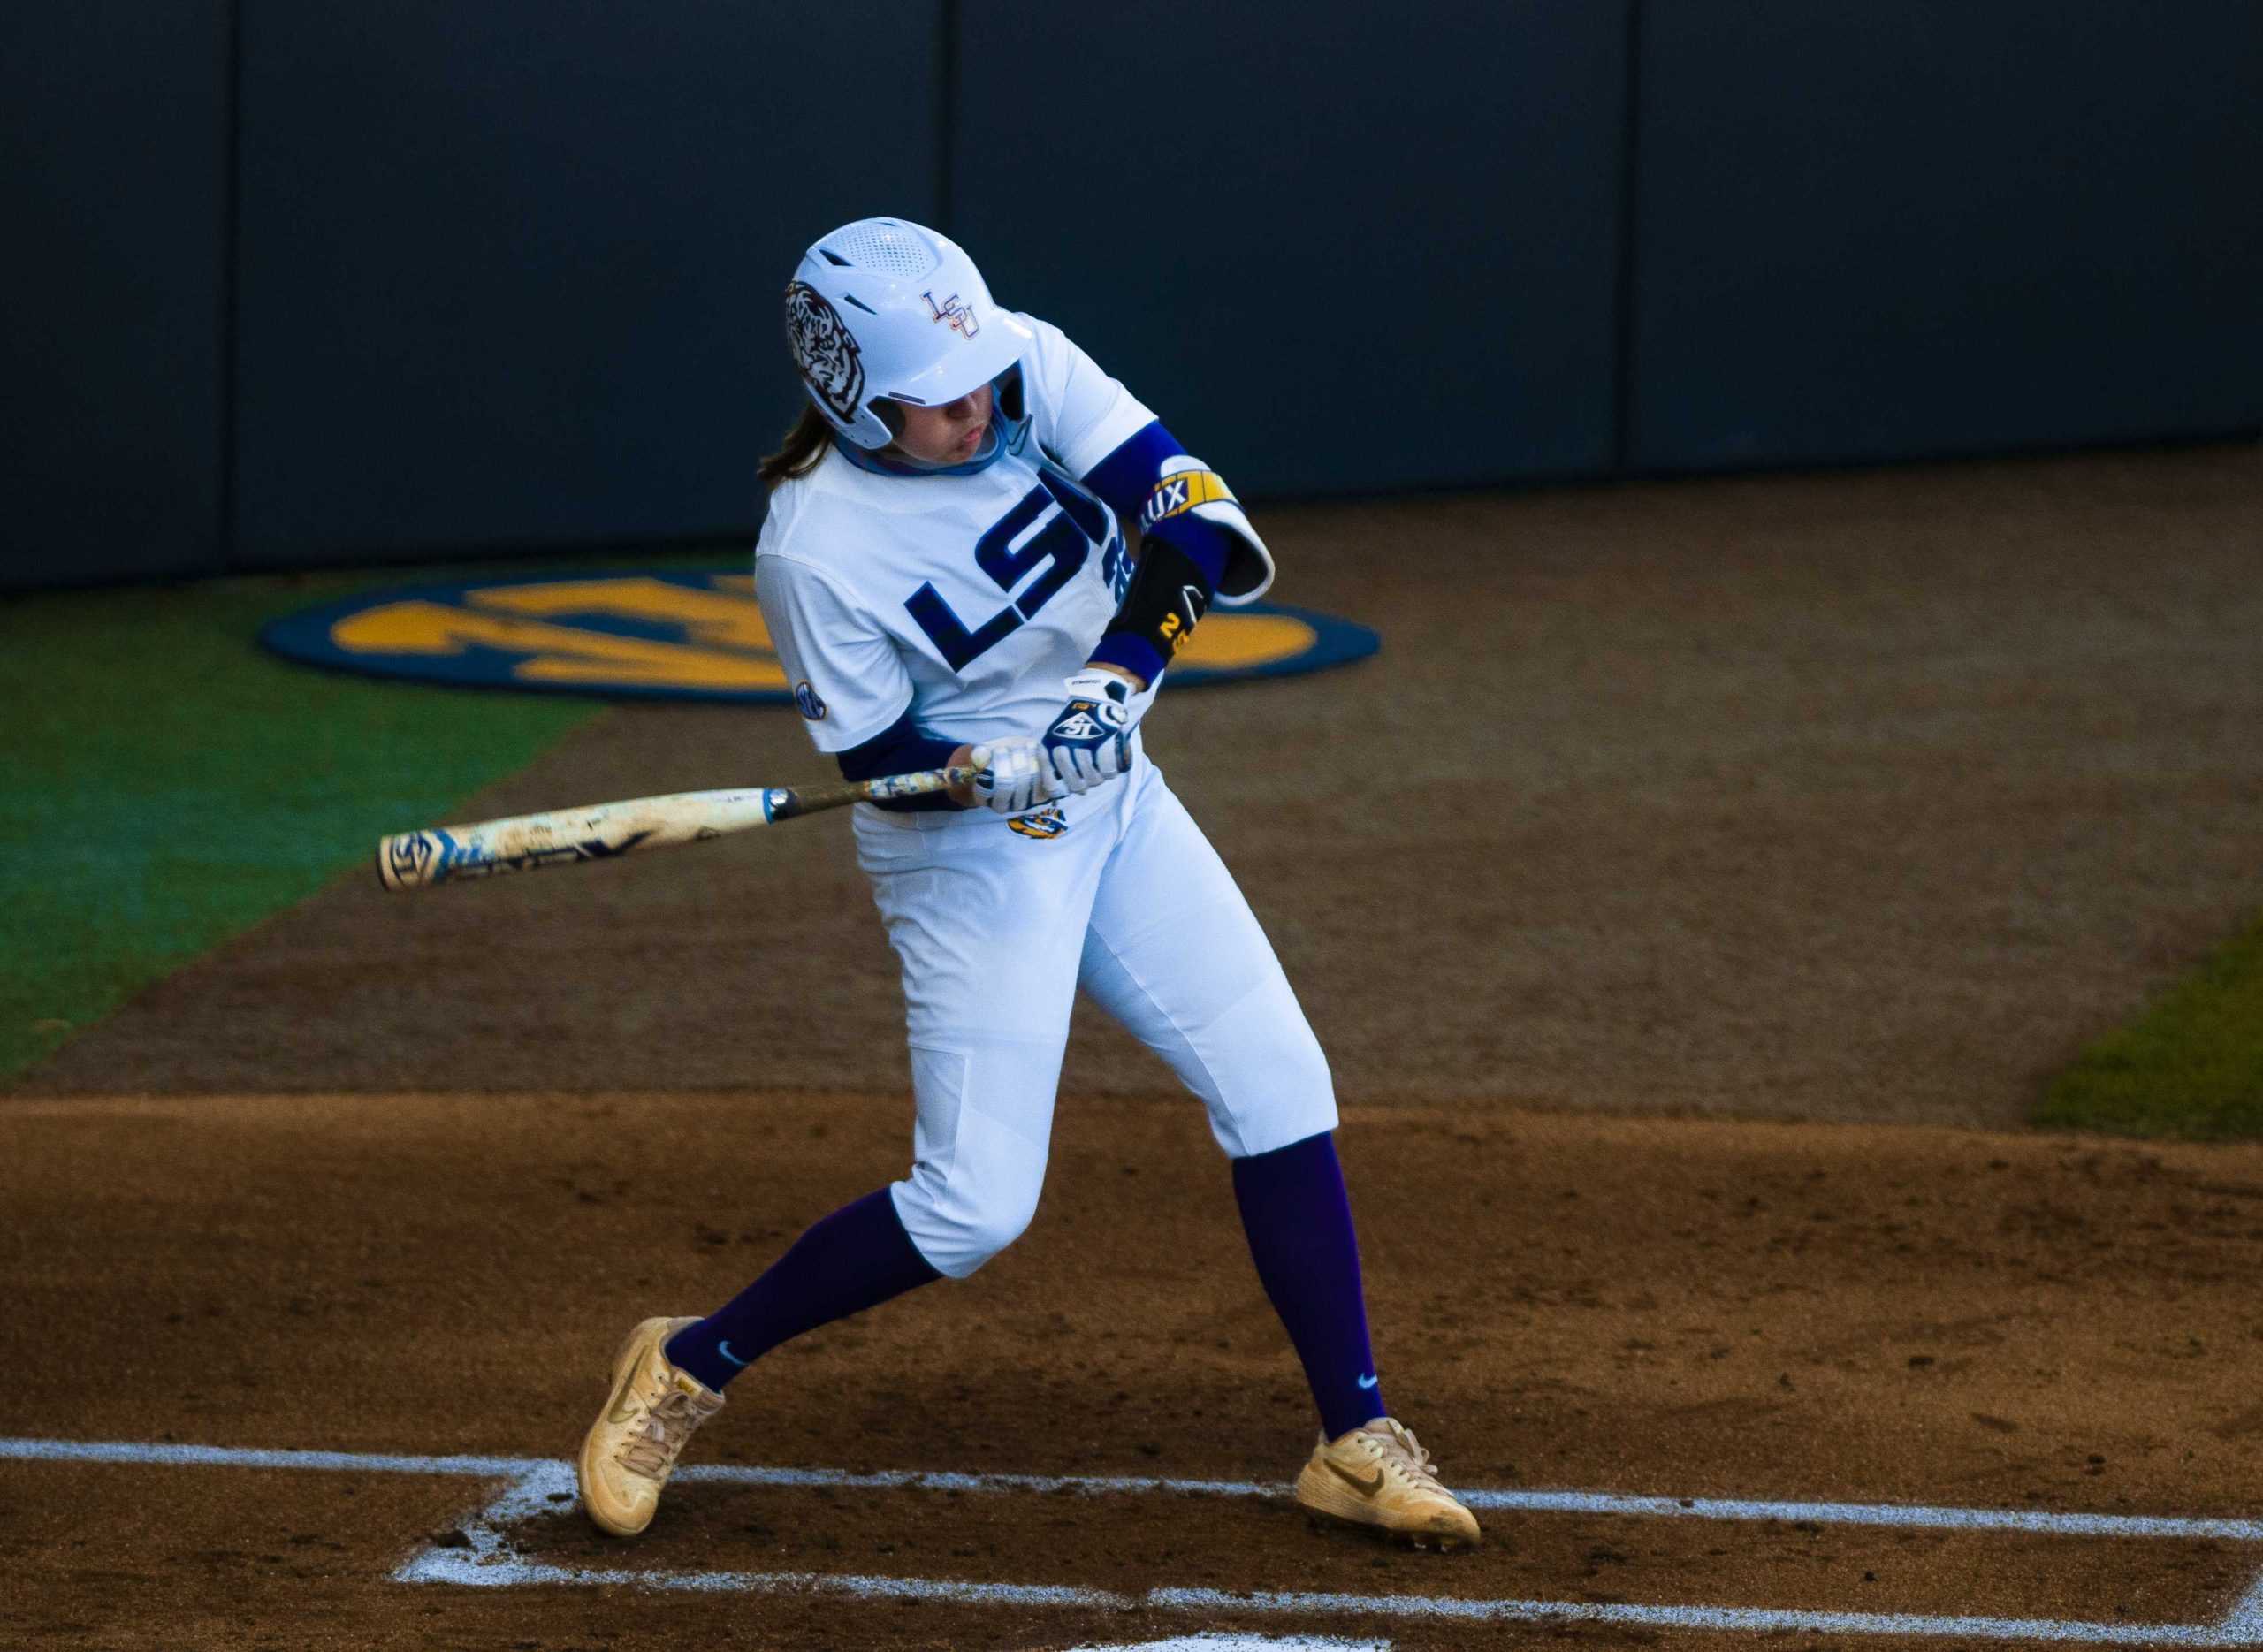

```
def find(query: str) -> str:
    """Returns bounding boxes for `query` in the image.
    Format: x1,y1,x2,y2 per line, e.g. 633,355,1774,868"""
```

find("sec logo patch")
794,681,827,721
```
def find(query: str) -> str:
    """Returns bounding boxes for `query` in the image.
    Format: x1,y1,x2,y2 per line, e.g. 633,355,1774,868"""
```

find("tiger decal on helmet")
785,280,866,425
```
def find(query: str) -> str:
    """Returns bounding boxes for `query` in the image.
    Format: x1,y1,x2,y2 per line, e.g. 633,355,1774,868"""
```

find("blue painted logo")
258,569,1379,704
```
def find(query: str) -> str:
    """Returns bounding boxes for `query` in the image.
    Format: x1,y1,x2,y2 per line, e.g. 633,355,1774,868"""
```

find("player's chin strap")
1141,453,1274,607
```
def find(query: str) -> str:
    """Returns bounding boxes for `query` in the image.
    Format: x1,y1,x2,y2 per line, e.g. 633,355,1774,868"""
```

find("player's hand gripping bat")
375,765,978,891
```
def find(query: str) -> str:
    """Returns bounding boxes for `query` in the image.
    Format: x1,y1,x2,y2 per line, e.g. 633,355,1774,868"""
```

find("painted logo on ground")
259,570,1379,703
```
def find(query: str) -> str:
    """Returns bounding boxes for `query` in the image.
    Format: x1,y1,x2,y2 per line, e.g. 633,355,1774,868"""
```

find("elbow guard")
1139,454,1274,606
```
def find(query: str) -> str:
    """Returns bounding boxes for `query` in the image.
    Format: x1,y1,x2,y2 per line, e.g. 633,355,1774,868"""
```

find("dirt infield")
8,1092,2263,1649
10,444,2263,1648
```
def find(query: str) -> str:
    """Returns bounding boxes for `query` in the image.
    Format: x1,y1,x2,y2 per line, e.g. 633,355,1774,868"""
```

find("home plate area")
413,1450,2263,1645
11,1435,2263,1646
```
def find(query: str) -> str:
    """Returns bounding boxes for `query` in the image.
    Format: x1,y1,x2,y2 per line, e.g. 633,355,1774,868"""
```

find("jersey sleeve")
754,551,915,754
1016,311,1157,479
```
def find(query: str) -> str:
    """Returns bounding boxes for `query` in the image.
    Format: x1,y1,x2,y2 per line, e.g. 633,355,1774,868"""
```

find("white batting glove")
1039,670,1139,794
967,738,1061,816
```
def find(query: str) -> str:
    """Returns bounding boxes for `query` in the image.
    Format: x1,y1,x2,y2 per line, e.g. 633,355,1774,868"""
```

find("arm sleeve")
1017,312,1157,478
753,552,916,755
1082,419,1235,685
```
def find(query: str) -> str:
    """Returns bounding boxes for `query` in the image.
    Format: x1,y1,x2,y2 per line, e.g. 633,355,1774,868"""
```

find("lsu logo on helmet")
923,290,979,338
1008,803,1069,841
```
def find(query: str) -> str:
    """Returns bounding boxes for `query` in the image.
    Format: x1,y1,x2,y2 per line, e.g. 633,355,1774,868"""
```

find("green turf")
0,564,662,1083
2035,913,2263,1139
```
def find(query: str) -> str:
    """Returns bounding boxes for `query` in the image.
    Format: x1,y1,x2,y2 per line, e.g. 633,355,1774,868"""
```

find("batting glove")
1039,670,1139,794
967,738,1060,816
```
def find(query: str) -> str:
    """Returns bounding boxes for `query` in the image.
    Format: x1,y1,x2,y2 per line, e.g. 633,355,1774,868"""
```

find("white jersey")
757,312,1156,756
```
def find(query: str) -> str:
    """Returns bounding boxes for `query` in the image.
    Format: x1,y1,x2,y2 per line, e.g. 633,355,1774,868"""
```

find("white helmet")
783,217,1033,451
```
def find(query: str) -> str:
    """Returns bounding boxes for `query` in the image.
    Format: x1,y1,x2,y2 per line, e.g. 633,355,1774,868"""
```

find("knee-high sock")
666,1187,941,1393
1230,1130,1383,1441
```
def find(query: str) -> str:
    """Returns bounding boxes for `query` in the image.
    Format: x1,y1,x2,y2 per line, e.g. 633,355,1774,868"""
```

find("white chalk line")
7,1435,2262,1644
10,1436,2255,1543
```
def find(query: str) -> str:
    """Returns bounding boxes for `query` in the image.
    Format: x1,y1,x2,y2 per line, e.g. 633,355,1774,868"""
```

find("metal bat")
375,765,977,891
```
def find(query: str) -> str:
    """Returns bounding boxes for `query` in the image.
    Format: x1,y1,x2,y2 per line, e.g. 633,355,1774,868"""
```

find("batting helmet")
783,218,1033,452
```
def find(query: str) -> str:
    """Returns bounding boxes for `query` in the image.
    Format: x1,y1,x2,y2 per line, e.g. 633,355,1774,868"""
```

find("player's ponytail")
758,403,834,485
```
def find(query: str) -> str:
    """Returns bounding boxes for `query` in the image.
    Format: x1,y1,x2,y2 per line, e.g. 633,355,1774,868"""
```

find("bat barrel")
374,788,788,890
373,769,971,893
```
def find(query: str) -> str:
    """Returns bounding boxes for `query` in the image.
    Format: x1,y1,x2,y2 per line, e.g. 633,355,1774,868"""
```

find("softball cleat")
1293,1416,1481,1550
577,1315,725,1537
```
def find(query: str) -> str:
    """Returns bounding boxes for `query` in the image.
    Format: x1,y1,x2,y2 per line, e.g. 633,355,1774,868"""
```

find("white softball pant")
852,750,1337,1278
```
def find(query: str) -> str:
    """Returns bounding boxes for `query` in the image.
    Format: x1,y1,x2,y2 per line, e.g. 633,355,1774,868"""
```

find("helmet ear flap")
994,364,1026,426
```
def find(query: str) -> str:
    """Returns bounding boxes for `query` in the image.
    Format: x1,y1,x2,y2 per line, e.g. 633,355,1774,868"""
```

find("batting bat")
376,765,978,891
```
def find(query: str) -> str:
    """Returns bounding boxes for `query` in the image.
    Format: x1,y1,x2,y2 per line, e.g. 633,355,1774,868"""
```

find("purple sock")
1231,1131,1383,1442
666,1188,941,1392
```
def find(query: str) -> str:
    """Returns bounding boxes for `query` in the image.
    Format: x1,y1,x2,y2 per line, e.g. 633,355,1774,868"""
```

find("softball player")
576,217,1478,1550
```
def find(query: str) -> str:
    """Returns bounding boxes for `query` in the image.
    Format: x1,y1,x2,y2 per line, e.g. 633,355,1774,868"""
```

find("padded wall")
229,1,941,565
7,3,2260,590
1630,0,2263,470
0,3,228,587
952,0,1630,497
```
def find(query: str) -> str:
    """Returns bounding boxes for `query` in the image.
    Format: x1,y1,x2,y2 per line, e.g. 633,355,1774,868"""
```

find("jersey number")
905,471,1112,671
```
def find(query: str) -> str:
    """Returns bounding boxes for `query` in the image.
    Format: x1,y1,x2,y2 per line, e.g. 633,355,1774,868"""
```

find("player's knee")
952,1192,1040,1275
1208,1023,1337,1158
892,1175,1041,1279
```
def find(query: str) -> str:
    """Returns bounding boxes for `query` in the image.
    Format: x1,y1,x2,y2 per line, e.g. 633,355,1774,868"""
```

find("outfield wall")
4,1,2258,589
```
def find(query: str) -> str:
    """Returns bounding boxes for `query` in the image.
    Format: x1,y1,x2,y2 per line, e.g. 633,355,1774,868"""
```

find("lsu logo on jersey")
1007,803,1069,841
923,290,979,338
793,681,827,720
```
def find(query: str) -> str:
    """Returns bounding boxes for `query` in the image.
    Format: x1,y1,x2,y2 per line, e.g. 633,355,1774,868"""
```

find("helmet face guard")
785,219,1033,451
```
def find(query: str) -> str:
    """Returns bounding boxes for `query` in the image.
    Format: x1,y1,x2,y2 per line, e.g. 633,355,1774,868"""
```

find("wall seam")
217,0,245,567
936,0,959,232
1610,0,1644,476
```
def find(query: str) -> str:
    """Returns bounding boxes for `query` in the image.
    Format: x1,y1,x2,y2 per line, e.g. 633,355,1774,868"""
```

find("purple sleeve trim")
1081,419,1184,516
837,705,962,813
1088,630,1168,686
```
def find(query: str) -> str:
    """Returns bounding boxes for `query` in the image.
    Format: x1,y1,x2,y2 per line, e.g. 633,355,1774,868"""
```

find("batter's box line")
4,1436,2260,1645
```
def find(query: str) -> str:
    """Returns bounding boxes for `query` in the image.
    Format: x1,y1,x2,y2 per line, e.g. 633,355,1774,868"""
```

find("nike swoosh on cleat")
606,1350,654,1423
1325,1461,1386,1496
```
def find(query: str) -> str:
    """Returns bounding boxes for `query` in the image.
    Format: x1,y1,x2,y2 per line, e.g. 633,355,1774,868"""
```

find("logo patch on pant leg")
1007,803,1069,840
